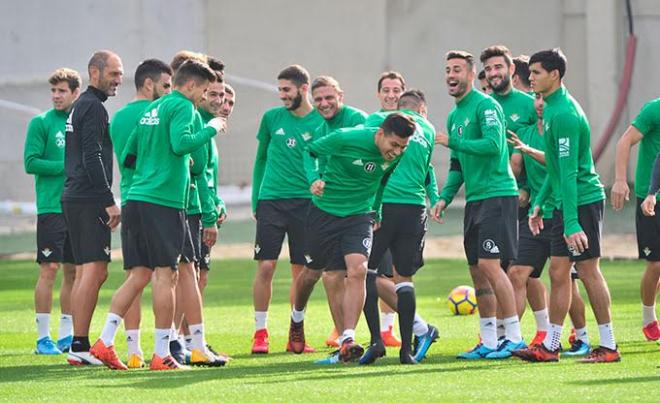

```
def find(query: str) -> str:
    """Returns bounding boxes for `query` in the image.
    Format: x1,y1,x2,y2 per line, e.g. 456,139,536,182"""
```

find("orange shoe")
642,321,660,341
577,346,621,363
568,328,577,345
325,328,340,348
149,354,188,370
90,339,127,370
511,343,559,362
251,329,269,354
285,341,316,353
287,320,306,354
529,331,547,347
381,326,401,347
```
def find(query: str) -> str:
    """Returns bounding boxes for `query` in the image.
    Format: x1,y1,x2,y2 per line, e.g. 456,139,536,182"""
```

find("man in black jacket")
62,50,123,365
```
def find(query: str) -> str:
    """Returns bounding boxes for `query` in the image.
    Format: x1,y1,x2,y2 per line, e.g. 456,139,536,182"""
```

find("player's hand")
207,117,227,134
435,132,449,147
203,226,218,247
430,200,447,223
217,212,227,225
507,130,528,153
641,194,656,216
518,189,530,208
373,221,381,231
105,204,121,230
310,180,325,196
610,179,630,211
564,231,588,254
528,206,544,236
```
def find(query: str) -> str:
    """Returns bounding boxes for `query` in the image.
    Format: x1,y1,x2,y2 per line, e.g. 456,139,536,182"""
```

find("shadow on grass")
567,375,659,386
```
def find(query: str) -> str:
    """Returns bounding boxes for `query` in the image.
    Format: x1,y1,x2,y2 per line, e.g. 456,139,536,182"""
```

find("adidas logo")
352,159,364,166
490,245,500,254
194,330,202,335
139,108,160,125
41,248,53,258
275,128,285,135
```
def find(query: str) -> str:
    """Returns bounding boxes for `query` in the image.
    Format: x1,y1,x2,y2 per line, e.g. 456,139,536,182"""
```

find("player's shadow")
567,376,659,386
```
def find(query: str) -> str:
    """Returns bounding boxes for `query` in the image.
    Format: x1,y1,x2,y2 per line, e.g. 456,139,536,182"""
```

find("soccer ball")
447,285,478,315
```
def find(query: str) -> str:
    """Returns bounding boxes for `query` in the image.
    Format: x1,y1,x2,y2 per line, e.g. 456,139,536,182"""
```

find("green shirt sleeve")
439,154,464,206
251,115,271,213
24,117,63,176
631,101,660,136
372,161,399,222
425,163,440,206
191,144,217,227
448,101,503,156
169,103,216,156
304,130,345,185
555,113,582,236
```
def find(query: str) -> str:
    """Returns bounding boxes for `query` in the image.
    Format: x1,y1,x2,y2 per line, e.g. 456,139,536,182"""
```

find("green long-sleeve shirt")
631,98,660,201
23,108,68,214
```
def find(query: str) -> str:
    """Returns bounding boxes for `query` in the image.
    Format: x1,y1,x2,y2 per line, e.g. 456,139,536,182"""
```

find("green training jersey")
23,108,68,214
124,91,217,209
515,124,556,218
631,98,660,201
314,105,367,139
303,127,400,218
110,99,150,206
534,86,605,236
198,108,226,215
439,89,518,204
251,107,324,212
365,110,439,206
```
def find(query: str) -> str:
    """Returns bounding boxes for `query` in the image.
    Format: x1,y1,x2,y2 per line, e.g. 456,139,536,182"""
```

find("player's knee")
39,263,59,282
508,267,528,289
257,260,277,279
647,261,660,275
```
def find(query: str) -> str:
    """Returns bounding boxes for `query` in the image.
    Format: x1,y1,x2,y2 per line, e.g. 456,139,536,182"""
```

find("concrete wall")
2,0,659,203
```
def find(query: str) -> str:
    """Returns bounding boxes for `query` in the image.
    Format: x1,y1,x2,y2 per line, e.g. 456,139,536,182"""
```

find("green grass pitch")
1,258,658,402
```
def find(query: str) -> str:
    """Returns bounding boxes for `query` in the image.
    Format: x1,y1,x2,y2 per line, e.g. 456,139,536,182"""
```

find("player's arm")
79,103,115,206
425,163,441,207
372,161,400,222
191,144,218,229
251,115,270,214
170,103,222,156
438,152,464,207
555,114,582,237
611,125,644,210
24,117,63,176
448,102,502,156
304,129,345,185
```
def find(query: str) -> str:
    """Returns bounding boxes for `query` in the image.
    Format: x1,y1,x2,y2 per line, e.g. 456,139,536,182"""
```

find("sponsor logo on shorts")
275,128,285,135
41,248,53,258
254,244,261,254
139,108,160,125
286,138,296,148
104,246,111,256
558,137,570,158
55,131,65,148
364,162,376,173
362,237,372,252
643,247,651,257
482,239,500,254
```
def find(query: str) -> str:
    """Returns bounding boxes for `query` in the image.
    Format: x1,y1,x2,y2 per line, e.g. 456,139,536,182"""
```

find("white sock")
412,313,429,337
100,313,122,346
255,311,268,330
380,312,395,332
189,323,206,351
169,326,178,342
125,329,142,356
341,329,356,343
184,336,193,351
642,304,657,326
533,309,549,332
543,323,562,351
575,327,589,344
503,315,522,343
480,317,497,349
291,308,305,323
58,314,73,340
154,328,171,358
598,323,616,350
496,319,505,339
36,313,51,340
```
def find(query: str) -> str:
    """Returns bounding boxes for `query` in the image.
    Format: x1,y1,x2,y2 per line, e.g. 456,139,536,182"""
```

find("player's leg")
123,280,144,368
35,262,60,354
378,251,400,347
321,272,342,347
150,266,185,370
57,263,75,352
564,274,591,356
641,261,660,340
339,253,368,362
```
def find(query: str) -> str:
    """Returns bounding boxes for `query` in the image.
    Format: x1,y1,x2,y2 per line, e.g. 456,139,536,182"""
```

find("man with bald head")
62,50,123,365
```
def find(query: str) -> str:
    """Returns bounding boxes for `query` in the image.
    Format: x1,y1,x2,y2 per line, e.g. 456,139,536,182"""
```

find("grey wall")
2,0,659,203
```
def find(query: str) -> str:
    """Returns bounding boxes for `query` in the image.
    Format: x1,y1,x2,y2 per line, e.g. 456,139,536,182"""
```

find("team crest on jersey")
510,113,520,122
381,162,390,171
41,248,53,257
55,131,65,148
140,108,160,125
643,247,651,256
305,254,313,264
364,162,376,173
286,138,296,148
301,132,312,141
464,118,471,127
104,246,111,256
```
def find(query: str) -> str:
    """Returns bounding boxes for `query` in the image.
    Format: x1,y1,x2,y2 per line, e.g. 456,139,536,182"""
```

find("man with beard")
251,65,323,354
110,58,172,368
436,50,525,360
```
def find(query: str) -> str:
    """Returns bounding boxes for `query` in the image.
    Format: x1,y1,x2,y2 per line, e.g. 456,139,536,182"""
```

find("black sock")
363,272,381,345
397,285,416,354
71,336,90,352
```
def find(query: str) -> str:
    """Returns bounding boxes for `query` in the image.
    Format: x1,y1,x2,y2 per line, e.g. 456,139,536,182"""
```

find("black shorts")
122,200,186,270
368,204,427,277
464,196,518,266
550,200,603,261
511,217,554,278
305,204,373,271
636,197,660,261
36,213,74,264
254,198,310,265
180,214,201,264
375,249,393,277
200,243,211,270
61,201,112,265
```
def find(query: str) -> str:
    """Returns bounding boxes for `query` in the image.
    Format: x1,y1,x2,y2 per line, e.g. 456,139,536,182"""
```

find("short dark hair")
207,56,225,73
397,89,426,110
480,45,513,67
512,55,531,87
529,48,567,79
311,75,342,93
224,83,235,96
380,112,416,139
88,50,118,75
478,70,486,80
377,71,406,92
134,59,172,90
170,50,207,72
48,68,82,91
277,65,310,87
213,71,224,84
173,60,216,87
446,50,475,70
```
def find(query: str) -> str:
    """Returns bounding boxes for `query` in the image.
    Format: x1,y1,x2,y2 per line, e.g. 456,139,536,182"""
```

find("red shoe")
381,326,401,347
568,328,577,345
529,331,547,347
642,321,660,341
90,339,128,370
150,354,188,370
511,343,559,362
251,328,269,354
577,346,621,363
325,328,340,348
287,320,306,354
286,341,316,353
339,338,364,363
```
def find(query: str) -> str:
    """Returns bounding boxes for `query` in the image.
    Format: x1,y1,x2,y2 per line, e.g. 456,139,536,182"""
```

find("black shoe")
358,341,386,365
400,350,418,365
169,339,187,365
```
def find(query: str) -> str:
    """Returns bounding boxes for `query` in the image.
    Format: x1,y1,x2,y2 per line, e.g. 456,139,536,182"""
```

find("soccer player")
377,71,405,112
24,68,81,355
435,50,525,359
611,98,660,341
512,48,620,363
62,50,123,366
288,113,416,363
251,65,323,354
219,83,236,119
90,60,226,370
359,90,441,365
478,69,492,94
109,58,172,368
641,153,660,216
512,55,532,94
